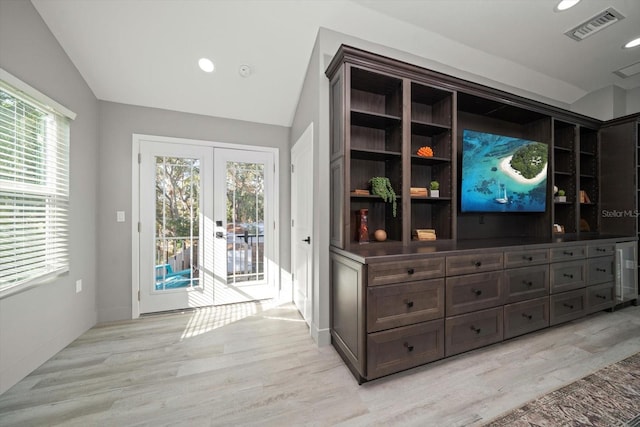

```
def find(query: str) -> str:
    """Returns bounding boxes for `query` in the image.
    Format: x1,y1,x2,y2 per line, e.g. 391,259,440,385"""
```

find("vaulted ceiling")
32,0,640,127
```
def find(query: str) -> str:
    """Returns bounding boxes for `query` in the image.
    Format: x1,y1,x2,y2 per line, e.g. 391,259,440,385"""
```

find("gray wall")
0,0,99,394
627,88,640,116
290,36,328,343
97,101,290,322
570,84,639,121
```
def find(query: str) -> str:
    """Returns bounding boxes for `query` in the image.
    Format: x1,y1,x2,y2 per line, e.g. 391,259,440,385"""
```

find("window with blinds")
0,78,71,295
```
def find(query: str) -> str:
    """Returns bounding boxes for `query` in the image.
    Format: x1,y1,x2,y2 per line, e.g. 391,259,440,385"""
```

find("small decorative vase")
357,209,369,244
430,190,440,198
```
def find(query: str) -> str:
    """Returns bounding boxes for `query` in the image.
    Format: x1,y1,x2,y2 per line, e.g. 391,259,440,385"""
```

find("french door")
138,139,276,314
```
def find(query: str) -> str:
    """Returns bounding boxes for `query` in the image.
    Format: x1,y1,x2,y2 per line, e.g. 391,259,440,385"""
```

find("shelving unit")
327,45,638,385
409,82,454,241
578,127,599,233
329,59,455,250
342,67,405,245
553,120,577,234
327,45,604,250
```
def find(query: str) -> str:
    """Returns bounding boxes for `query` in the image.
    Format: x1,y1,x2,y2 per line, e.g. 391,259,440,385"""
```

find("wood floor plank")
1,302,639,426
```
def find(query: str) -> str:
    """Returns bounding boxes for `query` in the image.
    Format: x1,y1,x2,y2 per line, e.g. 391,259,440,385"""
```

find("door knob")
302,236,311,244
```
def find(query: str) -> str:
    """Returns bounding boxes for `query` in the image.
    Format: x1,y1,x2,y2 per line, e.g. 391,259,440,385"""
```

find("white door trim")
132,134,279,318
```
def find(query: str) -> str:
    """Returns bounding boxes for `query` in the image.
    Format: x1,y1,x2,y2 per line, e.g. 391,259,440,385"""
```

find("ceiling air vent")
565,7,625,41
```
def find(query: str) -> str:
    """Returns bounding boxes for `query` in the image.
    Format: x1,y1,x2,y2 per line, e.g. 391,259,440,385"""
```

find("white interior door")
291,125,313,325
212,148,277,305
139,141,214,314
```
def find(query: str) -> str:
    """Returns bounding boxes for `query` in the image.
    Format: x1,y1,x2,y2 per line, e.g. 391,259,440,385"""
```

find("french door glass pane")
154,156,200,291
226,161,265,285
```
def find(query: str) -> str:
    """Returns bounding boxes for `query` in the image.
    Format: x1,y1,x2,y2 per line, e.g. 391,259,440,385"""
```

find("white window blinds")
0,76,71,296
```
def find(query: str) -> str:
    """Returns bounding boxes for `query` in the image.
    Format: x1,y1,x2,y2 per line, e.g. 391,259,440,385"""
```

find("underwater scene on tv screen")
461,129,548,213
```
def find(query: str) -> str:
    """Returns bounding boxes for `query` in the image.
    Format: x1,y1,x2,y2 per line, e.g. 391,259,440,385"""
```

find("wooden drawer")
368,257,445,286
446,252,503,276
367,319,444,379
367,279,444,333
445,307,503,357
504,264,549,304
504,297,549,339
445,271,504,316
550,289,586,326
588,243,616,258
587,256,614,286
550,245,586,262
550,260,586,294
504,248,549,268
586,282,615,314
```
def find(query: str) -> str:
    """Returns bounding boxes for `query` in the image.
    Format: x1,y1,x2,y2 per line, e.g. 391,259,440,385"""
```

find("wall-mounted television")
460,129,548,213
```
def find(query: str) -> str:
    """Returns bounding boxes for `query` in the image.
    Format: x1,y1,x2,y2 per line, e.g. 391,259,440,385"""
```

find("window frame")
0,68,76,299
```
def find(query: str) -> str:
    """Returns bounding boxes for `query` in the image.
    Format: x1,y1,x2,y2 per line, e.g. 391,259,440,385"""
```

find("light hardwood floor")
1,301,639,426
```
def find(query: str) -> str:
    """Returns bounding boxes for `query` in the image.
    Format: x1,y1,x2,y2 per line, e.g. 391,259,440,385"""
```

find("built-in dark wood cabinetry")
327,45,638,383
600,113,640,287
327,45,605,246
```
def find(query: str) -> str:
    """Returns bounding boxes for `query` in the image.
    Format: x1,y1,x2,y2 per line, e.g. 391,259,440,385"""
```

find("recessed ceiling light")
555,0,581,11
198,58,215,73
624,37,640,49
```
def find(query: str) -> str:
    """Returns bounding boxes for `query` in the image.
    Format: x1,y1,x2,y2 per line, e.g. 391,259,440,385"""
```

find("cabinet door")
550,245,586,262
550,260,586,293
504,248,549,268
446,252,503,276
445,307,503,357
587,243,616,257
600,121,636,236
550,288,586,325
504,264,549,303
368,257,445,286
504,297,549,339
367,279,444,332
367,319,444,379
586,282,614,314
446,271,504,316
587,256,614,286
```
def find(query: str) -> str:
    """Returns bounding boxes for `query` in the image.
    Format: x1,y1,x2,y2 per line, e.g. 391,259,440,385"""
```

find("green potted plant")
369,177,397,217
555,189,566,203
430,180,440,198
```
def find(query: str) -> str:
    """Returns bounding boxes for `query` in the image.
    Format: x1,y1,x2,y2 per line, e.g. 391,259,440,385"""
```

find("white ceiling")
32,0,640,127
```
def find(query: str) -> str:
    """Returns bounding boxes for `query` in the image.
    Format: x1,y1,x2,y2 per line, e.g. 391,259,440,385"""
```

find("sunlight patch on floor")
179,300,287,339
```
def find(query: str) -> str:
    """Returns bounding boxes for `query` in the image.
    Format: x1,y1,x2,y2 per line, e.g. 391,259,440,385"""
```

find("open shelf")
328,45,604,249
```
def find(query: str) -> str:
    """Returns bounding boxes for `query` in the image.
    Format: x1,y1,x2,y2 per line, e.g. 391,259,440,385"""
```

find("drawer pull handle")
406,301,414,308
407,268,415,275
596,294,607,300
563,273,574,279
474,261,482,267
523,280,533,287
404,342,414,352
471,288,483,296
470,326,482,334
563,303,574,309
563,251,574,256
522,313,533,320
523,256,533,261
596,248,606,252
596,268,607,273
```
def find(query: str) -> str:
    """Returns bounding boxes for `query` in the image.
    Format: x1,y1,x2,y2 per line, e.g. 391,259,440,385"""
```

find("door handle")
215,231,226,239
303,236,311,244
